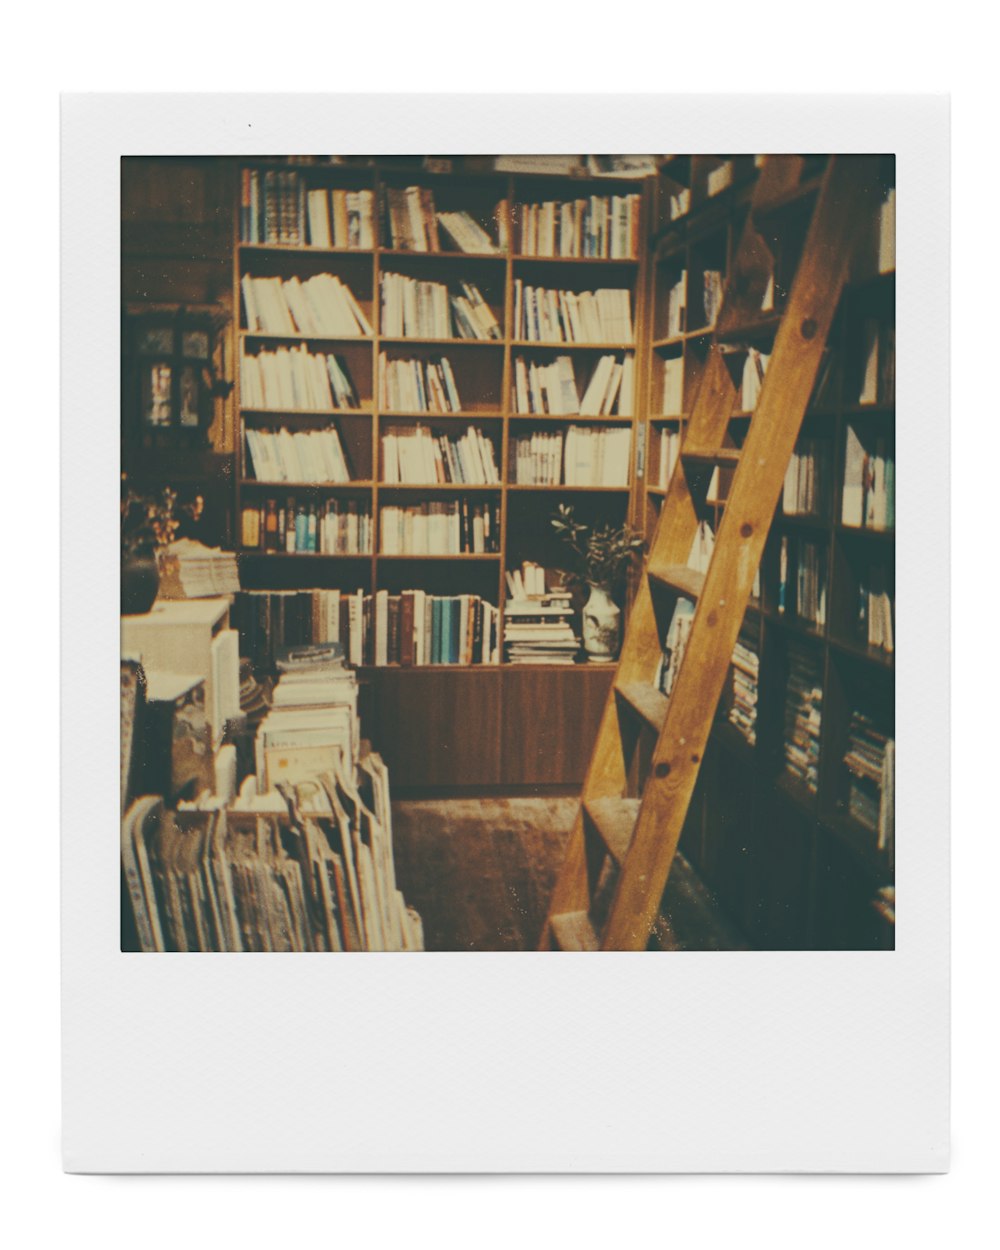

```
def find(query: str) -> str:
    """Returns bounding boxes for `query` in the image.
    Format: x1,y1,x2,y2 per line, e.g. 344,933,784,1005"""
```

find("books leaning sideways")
157,539,240,599
503,562,580,665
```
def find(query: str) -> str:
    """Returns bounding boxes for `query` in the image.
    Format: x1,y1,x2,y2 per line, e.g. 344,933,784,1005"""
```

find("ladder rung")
715,312,784,344
584,797,640,864
615,681,669,734
647,563,706,601
681,447,741,468
550,911,599,951
752,174,822,228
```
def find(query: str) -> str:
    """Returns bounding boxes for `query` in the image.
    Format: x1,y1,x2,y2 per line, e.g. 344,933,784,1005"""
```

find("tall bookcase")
639,154,896,950
232,159,652,789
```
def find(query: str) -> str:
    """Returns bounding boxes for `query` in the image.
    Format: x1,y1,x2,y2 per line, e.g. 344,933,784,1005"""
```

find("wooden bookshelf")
231,159,653,787
638,154,896,950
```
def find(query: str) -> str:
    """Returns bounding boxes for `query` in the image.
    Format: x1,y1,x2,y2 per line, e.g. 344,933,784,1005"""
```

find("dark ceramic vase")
121,546,160,616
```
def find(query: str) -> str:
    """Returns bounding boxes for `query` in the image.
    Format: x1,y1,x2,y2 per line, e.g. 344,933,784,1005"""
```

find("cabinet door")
501,667,614,786
372,669,501,789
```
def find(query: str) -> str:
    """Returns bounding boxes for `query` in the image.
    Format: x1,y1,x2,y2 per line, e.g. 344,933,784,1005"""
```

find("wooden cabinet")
501,666,614,786
372,668,501,788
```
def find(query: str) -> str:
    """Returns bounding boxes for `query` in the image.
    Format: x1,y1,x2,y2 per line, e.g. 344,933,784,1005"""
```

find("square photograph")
120,151,896,955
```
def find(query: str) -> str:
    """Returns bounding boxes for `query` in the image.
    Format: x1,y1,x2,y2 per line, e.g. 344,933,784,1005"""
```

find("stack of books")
157,539,240,599
241,348,359,411
254,645,358,782
782,642,823,793
503,584,579,666
244,425,351,483
728,626,759,746
381,424,499,485
514,193,641,259
842,711,895,856
514,282,633,343
378,354,462,413
241,273,372,337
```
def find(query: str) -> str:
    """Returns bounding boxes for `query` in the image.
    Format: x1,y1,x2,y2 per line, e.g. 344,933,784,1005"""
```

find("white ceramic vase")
582,583,621,661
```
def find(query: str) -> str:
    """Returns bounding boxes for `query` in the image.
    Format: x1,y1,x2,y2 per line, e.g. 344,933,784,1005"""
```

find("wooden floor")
391,795,749,952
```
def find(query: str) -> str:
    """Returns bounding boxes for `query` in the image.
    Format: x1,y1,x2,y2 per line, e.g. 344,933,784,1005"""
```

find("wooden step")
584,797,640,864
615,681,669,734
715,312,784,344
550,910,599,951
752,174,822,230
647,563,706,601
681,447,742,468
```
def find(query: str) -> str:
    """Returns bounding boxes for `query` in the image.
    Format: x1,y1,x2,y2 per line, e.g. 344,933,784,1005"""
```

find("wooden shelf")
376,553,501,561
378,482,501,492
240,479,373,489
378,337,504,349
510,340,636,351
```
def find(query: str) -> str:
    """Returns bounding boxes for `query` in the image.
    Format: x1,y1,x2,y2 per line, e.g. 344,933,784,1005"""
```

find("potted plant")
551,504,646,661
120,481,201,615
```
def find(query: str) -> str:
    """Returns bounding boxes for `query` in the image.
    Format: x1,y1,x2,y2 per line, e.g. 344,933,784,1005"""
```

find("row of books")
512,353,634,416
782,438,831,517
783,642,823,792
244,425,351,484
380,500,499,555
514,282,633,343
381,424,500,485
233,591,344,673
729,628,759,746
505,560,552,600
655,428,681,487
510,425,632,487
379,273,501,340
384,185,501,254
842,710,895,855
660,356,684,415
513,193,641,259
656,598,695,697
843,429,894,530
377,354,462,413
858,566,894,653
241,498,372,554
778,536,827,626
741,348,770,411
241,273,372,338
504,590,579,665
859,318,896,405
687,520,716,574
239,170,376,249
234,587,499,669
665,270,687,338
240,348,360,412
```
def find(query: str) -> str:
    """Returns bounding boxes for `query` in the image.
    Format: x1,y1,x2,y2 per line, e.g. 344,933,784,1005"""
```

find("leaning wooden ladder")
541,155,881,951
